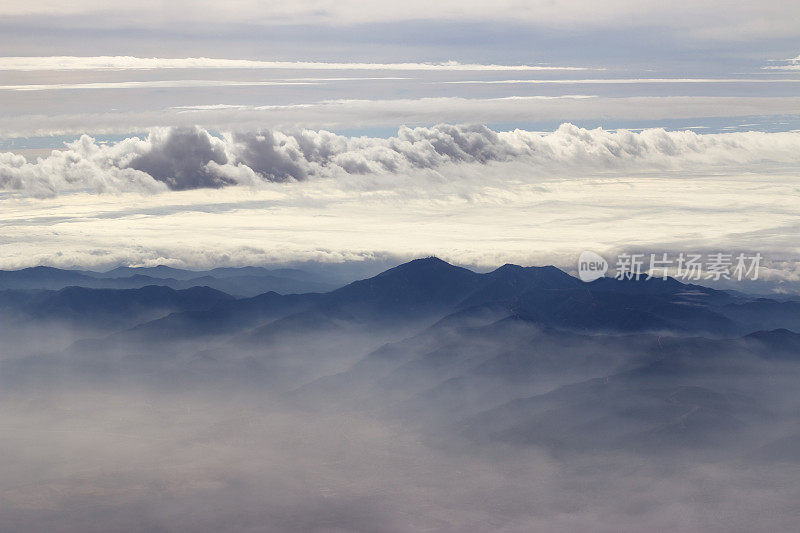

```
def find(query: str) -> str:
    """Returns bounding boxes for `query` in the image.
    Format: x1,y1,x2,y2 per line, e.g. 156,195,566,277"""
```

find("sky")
0,0,799,290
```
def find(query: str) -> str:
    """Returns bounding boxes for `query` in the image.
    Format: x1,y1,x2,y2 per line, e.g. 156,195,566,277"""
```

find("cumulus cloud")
0,138,168,197
3,123,800,197
127,128,231,190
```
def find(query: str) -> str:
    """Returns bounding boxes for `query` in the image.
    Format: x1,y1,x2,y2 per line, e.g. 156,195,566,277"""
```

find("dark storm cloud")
127,127,230,190
232,131,309,182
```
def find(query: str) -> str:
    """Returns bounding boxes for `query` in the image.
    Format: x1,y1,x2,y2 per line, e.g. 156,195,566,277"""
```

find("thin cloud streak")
170,95,598,111
0,80,323,91
444,78,800,84
761,53,800,70
3,96,798,138
0,56,594,72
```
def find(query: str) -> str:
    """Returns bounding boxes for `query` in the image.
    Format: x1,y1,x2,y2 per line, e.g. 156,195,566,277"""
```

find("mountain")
0,265,338,296
456,264,582,308
721,299,800,332
95,265,316,281
2,285,235,330
320,257,482,319
2,257,798,465
0,266,100,290
455,326,797,457
112,291,322,343
16,257,794,353
509,286,739,335
97,265,201,280
744,328,800,358
460,375,760,455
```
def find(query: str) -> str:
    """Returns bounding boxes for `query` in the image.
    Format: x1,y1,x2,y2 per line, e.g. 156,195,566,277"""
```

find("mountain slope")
3,285,234,330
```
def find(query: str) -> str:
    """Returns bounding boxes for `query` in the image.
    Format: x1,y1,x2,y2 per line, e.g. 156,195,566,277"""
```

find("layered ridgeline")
0,264,341,296
1,257,798,457
2,257,798,337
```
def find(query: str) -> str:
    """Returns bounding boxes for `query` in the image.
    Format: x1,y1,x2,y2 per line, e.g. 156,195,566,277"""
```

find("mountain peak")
376,257,466,278
485,263,579,286
20,265,69,273
490,263,565,275
493,263,523,273
744,328,800,358
327,257,480,318
401,256,449,267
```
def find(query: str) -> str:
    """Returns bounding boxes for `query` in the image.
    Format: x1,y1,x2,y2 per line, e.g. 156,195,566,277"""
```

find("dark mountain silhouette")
722,299,800,332
509,287,739,335
0,266,100,290
95,264,319,281
319,257,483,319
115,291,322,343
0,265,337,296
456,264,582,308
744,328,800,358
3,285,234,329
16,257,794,350
98,265,201,280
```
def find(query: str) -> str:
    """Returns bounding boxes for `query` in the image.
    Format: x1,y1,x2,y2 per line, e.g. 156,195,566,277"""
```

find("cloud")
228,131,310,182
3,387,799,533
0,80,323,91
3,1,799,42
126,128,230,190
0,124,798,281
0,56,591,71
0,139,168,197
3,96,799,138
1,317,798,531
3,123,800,196
762,54,800,71
444,78,800,84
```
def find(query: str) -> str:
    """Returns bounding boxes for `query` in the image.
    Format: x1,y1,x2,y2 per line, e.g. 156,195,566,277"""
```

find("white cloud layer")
20,77,783,93
0,56,590,72
3,124,800,197
1,123,798,283
1,156,797,284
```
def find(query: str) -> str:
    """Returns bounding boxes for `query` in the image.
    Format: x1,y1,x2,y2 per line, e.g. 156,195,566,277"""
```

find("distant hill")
1,285,234,330
5,257,791,341
0,265,339,296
